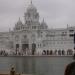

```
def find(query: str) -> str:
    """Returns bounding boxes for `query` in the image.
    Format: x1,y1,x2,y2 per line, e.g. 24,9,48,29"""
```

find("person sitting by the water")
64,61,75,75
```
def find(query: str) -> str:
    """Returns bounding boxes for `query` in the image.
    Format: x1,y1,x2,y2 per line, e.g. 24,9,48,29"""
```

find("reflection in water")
0,57,73,75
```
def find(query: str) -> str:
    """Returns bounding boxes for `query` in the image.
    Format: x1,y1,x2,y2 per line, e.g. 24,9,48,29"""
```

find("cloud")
0,0,75,31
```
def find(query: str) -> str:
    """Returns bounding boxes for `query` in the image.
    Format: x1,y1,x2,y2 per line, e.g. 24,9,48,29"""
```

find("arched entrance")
21,37,29,55
22,44,29,50
21,44,29,55
50,50,53,55
67,49,73,55
62,50,65,55
42,50,46,55
58,50,62,55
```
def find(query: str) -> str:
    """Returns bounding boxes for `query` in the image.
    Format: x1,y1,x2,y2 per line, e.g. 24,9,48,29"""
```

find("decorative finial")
67,24,69,28
19,17,20,21
43,18,44,22
9,28,11,32
31,0,32,4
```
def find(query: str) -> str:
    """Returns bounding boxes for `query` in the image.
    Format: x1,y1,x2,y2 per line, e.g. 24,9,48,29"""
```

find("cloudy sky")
0,0,75,31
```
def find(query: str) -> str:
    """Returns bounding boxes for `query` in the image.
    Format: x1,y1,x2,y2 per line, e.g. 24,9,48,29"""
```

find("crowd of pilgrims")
0,49,73,56
0,50,8,56
42,49,73,55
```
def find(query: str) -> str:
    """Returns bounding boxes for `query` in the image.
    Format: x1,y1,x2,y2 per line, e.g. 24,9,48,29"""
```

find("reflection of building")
0,1,75,55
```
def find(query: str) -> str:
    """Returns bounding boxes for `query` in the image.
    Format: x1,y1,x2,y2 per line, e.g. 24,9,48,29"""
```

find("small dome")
41,19,48,29
41,19,47,26
16,18,23,25
15,18,23,31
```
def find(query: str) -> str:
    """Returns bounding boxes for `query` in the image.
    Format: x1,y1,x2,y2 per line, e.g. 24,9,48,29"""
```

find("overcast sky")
0,0,75,31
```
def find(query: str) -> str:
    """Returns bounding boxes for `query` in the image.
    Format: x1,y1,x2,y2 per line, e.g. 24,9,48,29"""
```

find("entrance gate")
22,44,29,54
22,44,29,50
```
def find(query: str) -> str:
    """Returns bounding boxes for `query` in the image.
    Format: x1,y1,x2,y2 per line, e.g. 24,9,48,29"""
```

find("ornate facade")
0,2,75,55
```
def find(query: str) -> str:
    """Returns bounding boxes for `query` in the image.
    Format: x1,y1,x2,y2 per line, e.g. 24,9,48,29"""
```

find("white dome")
41,19,47,26
41,19,48,29
27,3,37,12
16,18,23,25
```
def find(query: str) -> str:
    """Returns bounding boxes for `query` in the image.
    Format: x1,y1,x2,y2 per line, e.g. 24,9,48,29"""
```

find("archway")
22,44,29,50
67,49,73,55
58,50,61,55
50,50,53,55
62,50,65,55
22,44,29,54
42,50,46,55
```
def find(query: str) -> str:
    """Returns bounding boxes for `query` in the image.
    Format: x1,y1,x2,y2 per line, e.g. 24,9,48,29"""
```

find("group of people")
0,50,8,56
0,49,73,56
42,49,73,55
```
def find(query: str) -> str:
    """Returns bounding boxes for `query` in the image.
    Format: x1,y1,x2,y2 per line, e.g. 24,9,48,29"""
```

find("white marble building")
0,2,75,55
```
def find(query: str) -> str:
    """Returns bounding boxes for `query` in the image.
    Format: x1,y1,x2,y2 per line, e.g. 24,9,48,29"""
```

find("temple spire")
43,18,44,22
31,0,32,4
19,17,20,21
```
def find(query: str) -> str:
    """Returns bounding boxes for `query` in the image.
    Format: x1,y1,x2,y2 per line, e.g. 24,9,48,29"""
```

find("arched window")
42,50,46,55
58,50,61,55
50,50,53,55
62,50,65,55
67,49,73,55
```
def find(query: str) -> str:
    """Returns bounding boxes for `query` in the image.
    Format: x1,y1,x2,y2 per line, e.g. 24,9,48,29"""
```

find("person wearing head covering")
64,61,75,75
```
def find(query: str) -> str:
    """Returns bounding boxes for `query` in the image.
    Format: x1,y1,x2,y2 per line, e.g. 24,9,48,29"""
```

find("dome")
14,18,23,31
41,19,48,29
41,19,47,26
27,1,37,12
16,18,23,25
